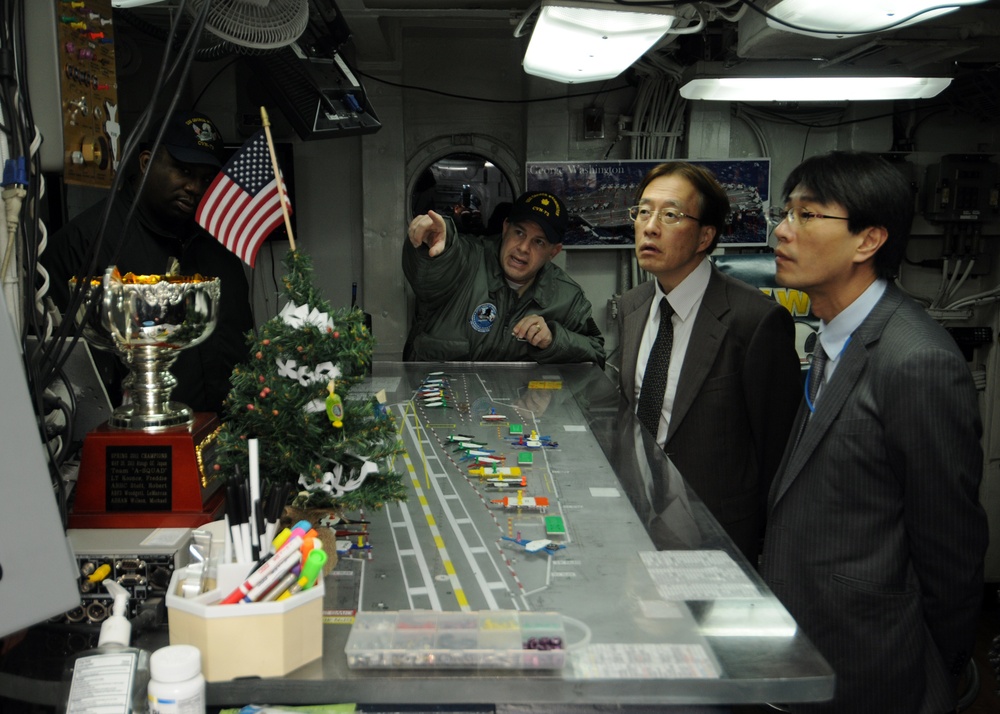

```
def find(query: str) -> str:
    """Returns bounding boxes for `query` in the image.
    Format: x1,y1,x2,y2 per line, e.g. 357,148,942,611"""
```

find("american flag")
196,130,291,267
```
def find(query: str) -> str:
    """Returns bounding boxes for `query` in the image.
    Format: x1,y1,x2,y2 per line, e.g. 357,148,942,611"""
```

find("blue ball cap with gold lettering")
508,191,568,244
159,110,226,168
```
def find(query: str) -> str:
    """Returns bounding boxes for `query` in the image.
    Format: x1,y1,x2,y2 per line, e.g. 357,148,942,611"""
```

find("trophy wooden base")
69,413,225,529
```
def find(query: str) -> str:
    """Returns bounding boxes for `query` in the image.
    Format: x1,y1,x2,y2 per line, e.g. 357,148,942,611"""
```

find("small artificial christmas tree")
211,250,406,512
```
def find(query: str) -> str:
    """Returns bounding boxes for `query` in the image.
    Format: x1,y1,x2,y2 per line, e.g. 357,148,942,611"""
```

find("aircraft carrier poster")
526,159,770,249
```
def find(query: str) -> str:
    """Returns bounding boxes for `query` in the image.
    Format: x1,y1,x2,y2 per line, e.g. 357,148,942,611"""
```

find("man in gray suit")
761,151,988,712
617,162,801,563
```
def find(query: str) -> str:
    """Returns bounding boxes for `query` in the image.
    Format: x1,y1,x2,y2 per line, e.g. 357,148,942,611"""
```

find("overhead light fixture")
522,1,677,84
765,0,988,39
679,61,952,102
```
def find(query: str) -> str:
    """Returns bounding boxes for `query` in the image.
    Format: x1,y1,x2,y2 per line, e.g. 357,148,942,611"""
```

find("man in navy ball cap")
41,109,252,415
402,190,604,365
157,110,227,169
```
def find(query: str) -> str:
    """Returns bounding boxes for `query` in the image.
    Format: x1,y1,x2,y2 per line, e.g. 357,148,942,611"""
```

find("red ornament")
213,464,221,472
255,351,263,359
272,409,279,416
259,390,267,398
333,331,340,338
247,404,255,411
262,339,271,345
258,375,266,383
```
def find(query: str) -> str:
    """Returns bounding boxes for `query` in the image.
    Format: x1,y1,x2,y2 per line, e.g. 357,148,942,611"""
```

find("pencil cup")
166,562,324,681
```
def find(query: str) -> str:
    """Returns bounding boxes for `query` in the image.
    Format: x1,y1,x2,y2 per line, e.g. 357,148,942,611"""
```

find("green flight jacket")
402,220,605,366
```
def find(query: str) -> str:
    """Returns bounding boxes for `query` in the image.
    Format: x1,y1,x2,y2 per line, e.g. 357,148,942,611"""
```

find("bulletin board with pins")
56,0,120,188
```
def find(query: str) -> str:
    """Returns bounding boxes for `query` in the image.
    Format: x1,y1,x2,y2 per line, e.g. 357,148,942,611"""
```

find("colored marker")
241,550,302,603
277,548,328,601
219,535,304,604
260,571,298,602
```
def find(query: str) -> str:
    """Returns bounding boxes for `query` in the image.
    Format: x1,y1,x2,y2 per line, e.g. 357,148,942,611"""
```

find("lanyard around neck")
804,335,852,413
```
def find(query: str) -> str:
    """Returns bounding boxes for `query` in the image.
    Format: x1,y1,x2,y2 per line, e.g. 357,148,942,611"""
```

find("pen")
241,549,301,603
219,534,304,604
299,529,319,566
247,551,272,577
266,482,292,554
226,481,246,563
223,513,233,564
260,570,299,602
248,439,262,557
237,480,253,563
277,547,328,601
251,499,264,562
271,526,292,552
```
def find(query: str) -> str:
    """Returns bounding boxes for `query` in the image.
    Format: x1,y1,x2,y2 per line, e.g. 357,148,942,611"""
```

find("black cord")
741,101,952,129
2,0,245,532
355,68,632,104
191,56,239,107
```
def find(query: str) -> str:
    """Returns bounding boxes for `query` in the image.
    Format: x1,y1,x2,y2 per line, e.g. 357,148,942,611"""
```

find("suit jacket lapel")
667,267,728,441
768,286,903,510
621,281,655,402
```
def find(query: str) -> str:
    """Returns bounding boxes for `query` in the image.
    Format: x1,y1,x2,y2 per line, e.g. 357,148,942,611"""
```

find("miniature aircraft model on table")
485,475,528,490
490,491,549,512
501,534,566,555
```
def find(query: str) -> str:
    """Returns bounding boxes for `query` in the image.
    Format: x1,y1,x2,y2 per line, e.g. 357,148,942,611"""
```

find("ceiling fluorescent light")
679,62,952,101
765,0,988,39
522,1,677,84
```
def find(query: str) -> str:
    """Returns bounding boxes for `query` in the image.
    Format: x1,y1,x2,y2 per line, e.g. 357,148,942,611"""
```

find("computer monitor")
0,295,80,639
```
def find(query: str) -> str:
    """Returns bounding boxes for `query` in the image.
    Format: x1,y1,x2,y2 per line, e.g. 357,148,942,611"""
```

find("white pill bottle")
147,644,206,714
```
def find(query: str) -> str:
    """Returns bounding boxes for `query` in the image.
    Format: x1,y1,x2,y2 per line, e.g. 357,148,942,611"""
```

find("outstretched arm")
407,210,448,257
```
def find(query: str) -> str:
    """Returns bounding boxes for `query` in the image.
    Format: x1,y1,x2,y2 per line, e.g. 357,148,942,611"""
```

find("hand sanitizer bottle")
62,579,151,713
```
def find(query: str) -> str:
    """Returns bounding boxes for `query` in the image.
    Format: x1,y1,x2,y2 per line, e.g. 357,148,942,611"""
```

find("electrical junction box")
924,155,1000,223
63,528,191,626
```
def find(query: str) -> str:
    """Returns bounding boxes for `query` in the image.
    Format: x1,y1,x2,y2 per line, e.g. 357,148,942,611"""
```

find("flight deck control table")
2,362,834,711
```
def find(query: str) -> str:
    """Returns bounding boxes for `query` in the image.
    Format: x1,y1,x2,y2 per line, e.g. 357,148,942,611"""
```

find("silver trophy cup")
75,267,221,430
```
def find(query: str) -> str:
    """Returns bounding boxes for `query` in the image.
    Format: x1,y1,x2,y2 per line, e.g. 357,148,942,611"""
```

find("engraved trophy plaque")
70,267,226,528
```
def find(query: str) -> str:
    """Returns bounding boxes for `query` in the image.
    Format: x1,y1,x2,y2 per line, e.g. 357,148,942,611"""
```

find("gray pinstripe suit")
761,284,988,713
617,265,802,562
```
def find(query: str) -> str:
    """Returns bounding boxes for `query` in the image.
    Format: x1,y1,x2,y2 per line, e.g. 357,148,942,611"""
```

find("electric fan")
188,0,310,50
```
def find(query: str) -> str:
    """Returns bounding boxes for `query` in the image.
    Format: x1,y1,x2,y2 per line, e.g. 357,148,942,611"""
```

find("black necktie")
808,343,828,407
637,297,674,439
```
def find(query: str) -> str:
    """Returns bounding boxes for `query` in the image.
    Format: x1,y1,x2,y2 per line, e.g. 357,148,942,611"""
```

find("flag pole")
260,106,296,252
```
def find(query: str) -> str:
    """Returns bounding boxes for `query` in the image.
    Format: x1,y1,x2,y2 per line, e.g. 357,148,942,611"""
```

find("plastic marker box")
166,562,324,681
345,610,566,669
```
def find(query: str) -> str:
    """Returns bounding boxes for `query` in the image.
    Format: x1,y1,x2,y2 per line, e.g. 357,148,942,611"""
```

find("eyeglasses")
767,206,850,226
628,205,701,226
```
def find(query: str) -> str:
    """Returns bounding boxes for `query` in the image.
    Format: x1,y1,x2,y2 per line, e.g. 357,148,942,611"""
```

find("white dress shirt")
633,257,711,448
813,278,887,399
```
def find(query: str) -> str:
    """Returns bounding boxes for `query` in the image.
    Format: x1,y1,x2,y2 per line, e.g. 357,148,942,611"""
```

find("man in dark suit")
761,151,988,712
617,162,801,563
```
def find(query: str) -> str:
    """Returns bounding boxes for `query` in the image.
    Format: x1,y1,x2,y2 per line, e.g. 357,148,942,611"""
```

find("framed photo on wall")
525,159,771,249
